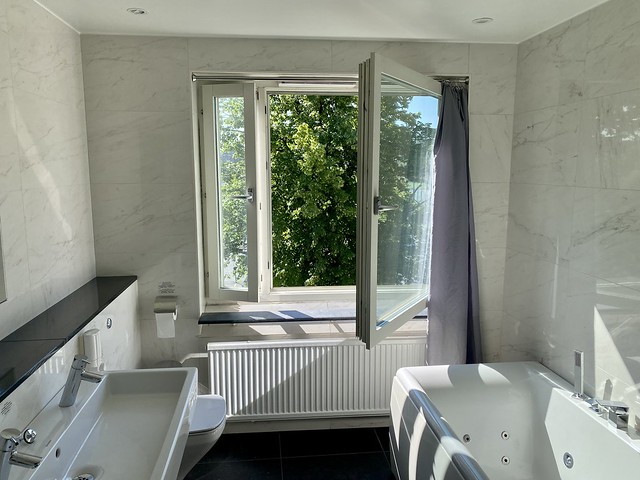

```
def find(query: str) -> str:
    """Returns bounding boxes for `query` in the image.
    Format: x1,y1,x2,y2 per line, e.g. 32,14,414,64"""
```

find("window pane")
269,94,358,288
216,96,248,289
376,76,438,324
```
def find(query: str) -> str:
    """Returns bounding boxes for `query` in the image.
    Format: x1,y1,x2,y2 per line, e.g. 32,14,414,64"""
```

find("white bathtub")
390,362,640,480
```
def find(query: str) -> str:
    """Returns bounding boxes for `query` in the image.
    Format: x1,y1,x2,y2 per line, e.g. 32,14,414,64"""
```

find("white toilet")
177,393,227,480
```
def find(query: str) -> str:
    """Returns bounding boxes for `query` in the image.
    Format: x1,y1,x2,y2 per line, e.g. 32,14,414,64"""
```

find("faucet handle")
593,399,629,429
1,428,37,448
1,428,21,451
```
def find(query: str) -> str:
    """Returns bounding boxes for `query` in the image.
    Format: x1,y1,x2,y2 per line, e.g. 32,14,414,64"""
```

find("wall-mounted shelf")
0,276,137,402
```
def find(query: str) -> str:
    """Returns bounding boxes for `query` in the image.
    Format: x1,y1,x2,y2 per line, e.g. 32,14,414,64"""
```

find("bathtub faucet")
571,350,587,400
591,399,629,430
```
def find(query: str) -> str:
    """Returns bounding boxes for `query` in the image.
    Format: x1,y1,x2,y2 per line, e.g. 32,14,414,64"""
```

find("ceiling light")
127,8,148,15
472,17,493,24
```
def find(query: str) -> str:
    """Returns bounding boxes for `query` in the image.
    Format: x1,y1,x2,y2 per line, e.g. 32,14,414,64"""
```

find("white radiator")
207,337,426,421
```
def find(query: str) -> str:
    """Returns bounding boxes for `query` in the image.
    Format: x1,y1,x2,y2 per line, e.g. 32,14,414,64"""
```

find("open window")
201,83,259,302
356,53,441,348
197,55,440,345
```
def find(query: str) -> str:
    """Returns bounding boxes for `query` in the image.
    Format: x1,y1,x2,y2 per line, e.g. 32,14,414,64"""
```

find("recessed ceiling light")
127,8,148,15
472,17,494,24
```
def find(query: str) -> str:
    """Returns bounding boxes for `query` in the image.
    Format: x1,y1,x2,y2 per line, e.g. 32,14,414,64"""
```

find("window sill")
198,300,427,342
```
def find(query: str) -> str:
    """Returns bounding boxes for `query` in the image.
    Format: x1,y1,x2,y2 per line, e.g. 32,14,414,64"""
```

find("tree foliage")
270,94,358,287
216,91,436,289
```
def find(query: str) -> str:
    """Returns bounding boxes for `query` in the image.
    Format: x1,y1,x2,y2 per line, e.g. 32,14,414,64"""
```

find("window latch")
373,196,398,215
231,187,254,203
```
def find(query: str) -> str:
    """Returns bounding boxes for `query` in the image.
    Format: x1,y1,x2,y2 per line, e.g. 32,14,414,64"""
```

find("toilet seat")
190,394,226,434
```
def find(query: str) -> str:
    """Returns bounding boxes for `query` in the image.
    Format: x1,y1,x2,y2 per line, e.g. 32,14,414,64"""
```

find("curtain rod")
192,72,468,84
432,76,469,84
192,72,357,82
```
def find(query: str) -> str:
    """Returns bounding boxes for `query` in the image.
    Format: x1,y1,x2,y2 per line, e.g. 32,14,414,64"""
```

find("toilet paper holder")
154,296,178,315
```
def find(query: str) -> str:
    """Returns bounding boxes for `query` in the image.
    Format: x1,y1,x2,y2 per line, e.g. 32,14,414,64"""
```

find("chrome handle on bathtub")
592,399,629,430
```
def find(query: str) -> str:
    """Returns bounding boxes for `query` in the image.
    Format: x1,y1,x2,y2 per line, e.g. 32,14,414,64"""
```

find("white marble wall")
0,282,140,435
82,37,516,366
0,0,95,340
504,0,640,420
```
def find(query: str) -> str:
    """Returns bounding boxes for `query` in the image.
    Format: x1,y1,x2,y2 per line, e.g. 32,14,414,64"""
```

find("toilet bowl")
177,393,227,480
152,361,227,479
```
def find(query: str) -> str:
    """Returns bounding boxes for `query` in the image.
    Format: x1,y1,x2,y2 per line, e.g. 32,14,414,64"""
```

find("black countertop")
0,276,137,402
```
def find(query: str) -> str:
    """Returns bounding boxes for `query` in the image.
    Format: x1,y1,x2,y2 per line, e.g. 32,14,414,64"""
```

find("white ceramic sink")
11,368,197,480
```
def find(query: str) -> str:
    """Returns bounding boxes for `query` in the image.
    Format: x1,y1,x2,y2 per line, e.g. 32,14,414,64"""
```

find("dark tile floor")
184,427,395,480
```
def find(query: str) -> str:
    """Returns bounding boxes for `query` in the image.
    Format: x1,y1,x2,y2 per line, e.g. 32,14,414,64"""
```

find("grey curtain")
427,83,482,365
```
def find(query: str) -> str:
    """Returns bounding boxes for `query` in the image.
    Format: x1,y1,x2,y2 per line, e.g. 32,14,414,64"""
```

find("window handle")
373,196,398,215
231,187,254,203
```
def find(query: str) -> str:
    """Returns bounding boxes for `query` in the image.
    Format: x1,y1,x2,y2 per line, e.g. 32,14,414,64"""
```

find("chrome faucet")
59,354,103,407
572,350,586,399
591,399,630,430
0,428,41,480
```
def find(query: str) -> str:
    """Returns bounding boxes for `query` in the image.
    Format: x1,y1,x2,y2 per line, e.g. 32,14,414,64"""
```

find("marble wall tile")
14,89,89,189
506,183,574,264
86,110,194,185
569,187,640,289
514,13,588,114
91,183,196,255
473,183,509,248
0,191,29,298
82,35,190,112
189,38,332,73
9,28,83,107
469,114,513,184
511,104,580,186
0,0,7,34
0,90,19,194
6,0,70,35
23,182,94,290
480,309,503,362
476,247,506,311
469,44,517,116
0,0,95,338
330,41,469,74
585,0,640,99
96,251,199,322
577,91,640,190
0,26,19,194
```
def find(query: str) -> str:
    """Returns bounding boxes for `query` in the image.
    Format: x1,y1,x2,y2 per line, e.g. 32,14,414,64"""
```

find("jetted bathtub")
390,362,640,480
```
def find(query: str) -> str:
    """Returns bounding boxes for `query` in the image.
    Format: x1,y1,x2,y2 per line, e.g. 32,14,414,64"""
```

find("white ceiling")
36,0,609,44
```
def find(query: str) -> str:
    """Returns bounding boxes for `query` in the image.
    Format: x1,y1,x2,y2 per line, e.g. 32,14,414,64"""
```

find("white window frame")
356,53,441,348
200,83,260,302
197,61,442,350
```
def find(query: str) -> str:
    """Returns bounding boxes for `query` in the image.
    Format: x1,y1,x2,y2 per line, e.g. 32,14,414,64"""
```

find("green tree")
216,92,436,289
270,94,359,287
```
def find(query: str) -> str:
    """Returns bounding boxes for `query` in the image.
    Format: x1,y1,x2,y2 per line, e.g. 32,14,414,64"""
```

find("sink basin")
11,368,197,480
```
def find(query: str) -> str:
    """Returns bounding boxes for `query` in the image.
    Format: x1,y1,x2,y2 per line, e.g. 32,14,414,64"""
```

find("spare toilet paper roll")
154,296,178,339
83,328,103,370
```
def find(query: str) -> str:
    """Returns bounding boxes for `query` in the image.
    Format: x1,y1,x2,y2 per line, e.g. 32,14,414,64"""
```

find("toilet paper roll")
83,328,103,370
154,296,178,339
155,311,176,338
